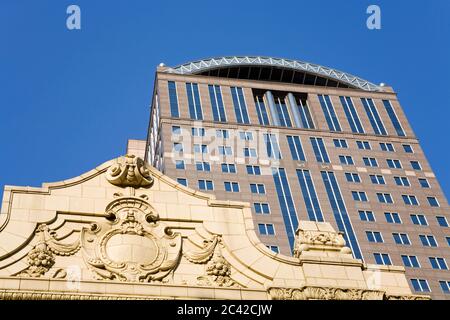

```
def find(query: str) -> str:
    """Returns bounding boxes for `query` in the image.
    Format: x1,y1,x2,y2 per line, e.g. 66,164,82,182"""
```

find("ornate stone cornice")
0,288,431,300
267,286,430,300
268,286,384,300
0,290,159,300
386,295,431,300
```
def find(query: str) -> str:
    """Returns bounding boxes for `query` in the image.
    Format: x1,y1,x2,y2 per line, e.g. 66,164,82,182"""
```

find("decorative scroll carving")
106,155,153,189
17,225,80,278
267,286,431,300
81,196,181,282
183,236,219,264
293,228,351,257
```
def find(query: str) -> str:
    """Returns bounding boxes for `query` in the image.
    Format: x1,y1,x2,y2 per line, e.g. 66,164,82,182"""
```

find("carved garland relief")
184,236,240,288
17,224,80,278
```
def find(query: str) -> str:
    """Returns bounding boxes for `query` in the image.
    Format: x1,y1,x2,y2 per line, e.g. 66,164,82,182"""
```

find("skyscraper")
142,56,450,299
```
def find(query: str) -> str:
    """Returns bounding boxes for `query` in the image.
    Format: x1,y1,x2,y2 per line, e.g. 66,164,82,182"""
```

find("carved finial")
106,155,153,189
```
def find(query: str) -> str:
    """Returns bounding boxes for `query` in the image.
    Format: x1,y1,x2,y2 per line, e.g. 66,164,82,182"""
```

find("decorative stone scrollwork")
17,224,81,278
293,228,352,257
106,155,153,189
81,196,181,282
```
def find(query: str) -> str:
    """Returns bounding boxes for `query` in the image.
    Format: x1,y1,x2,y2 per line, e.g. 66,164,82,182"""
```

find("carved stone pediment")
81,196,181,282
1,155,430,300
106,155,153,189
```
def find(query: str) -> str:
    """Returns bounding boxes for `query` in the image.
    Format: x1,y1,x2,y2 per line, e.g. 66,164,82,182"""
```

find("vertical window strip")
272,168,298,251
287,136,306,161
274,96,292,127
310,137,330,163
208,85,227,122
318,95,341,132
255,95,270,125
296,169,324,222
339,96,364,133
321,171,363,260
361,98,387,135
237,87,250,124
186,83,203,120
231,87,250,124
297,99,315,129
264,134,282,160
383,100,406,137
168,81,179,117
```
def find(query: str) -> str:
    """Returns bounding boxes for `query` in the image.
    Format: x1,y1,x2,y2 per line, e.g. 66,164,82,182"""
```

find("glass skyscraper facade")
143,56,450,299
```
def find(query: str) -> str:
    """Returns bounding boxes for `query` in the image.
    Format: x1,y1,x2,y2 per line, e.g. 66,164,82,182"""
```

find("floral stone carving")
81,196,181,282
197,254,237,287
17,224,81,278
106,155,153,189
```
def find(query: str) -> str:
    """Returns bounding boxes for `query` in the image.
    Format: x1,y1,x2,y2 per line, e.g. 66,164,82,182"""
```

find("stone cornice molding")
0,290,157,300
267,286,430,300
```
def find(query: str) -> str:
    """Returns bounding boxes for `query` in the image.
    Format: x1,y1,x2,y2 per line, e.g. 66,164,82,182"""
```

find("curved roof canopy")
166,56,381,92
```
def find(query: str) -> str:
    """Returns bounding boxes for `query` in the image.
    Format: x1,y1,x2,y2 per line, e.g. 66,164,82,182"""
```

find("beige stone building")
141,56,450,299
0,155,427,299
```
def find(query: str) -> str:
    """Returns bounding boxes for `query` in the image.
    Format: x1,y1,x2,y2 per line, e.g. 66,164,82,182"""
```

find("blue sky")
1,0,449,200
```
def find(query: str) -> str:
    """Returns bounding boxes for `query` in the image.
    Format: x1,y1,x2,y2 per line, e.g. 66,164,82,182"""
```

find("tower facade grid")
144,57,450,299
